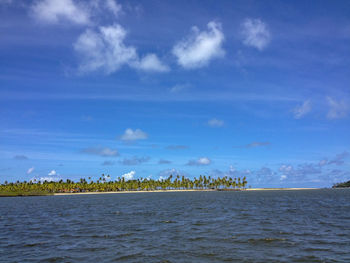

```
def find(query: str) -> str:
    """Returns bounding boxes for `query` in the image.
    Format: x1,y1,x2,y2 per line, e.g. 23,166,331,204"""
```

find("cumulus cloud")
165,145,188,150
133,54,169,72
120,128,148,141
27,167,35,175
31,0,90,25
187,157,211,166
74,24,168,74
172,21,225,69
207,118,224,127
14,155,28,160
122,170,135,180
81,147,119,157
292,100,311,119
326,97,348,119
121,156,150,165
241,18,270,50
48,170,57,176
104,0,122,16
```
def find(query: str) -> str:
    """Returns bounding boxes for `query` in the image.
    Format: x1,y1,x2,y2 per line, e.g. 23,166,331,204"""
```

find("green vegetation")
332,180,350,188
0,174,248,196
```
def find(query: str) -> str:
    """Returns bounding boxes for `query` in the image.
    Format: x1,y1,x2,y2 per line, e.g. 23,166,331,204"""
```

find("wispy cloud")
102,160,115,166
120,156,150,165
26,167,35,175
187,157,211,166
158,159,172,164
245,142,270,148
207,118,224,127
172,21,225,69
241,18,270,50
292,100,311,119
13,155,28,160
104,0,122,16
31,0,90,25
169,83,191,93
81,147,119,157
234,142,270,148
319,151,349,166
120,128,148,142
326,97,348,119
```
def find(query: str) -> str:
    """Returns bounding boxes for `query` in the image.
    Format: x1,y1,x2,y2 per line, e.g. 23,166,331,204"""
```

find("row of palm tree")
0,174,248,193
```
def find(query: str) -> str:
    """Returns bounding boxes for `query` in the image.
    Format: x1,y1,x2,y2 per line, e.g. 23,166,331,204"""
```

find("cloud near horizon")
122,170,135,180
187,157,211,166
172,21,225,69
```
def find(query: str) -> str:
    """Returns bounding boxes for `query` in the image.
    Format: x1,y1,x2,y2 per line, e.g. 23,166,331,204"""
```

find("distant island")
332,180,350,188
0,175,248,197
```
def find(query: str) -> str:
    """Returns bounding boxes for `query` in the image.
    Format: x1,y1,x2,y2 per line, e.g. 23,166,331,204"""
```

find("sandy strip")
53,188,319,196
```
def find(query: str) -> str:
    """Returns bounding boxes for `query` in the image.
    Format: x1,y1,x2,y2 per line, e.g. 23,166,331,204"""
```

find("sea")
0,189,350,262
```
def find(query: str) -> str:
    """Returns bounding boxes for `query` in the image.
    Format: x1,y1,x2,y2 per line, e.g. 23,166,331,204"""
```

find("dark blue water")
1,189,350,262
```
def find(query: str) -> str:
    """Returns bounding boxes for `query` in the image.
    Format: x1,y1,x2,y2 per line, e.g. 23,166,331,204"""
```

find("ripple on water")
1,190,350,262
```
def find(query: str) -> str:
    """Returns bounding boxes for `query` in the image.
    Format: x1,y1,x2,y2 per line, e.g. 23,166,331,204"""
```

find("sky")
0,0,350,187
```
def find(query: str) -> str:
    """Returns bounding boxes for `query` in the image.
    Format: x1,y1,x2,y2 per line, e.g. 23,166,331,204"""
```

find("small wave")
248,237,287,244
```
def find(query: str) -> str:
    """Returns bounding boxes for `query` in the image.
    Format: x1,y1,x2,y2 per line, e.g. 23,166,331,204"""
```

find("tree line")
0,174,248,195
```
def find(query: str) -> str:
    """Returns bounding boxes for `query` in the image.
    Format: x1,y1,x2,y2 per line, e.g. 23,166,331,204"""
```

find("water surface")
1,189,350,262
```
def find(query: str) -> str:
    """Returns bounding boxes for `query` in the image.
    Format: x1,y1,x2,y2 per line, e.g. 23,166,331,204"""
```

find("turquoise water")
1,189,350,262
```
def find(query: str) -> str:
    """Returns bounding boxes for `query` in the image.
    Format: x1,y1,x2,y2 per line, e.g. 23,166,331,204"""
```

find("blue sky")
1,0,349,187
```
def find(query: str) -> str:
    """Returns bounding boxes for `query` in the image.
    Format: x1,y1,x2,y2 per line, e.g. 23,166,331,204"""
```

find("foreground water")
1,189,350,262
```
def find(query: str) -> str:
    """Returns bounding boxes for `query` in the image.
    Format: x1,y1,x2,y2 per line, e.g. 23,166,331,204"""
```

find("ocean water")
1,189,350,262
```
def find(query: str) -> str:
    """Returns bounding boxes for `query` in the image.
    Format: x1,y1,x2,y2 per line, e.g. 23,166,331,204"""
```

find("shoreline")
53,188,320,196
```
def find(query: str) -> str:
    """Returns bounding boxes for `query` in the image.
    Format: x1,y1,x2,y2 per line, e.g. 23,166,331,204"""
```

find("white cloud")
207,118,224,127
48,170,57,176
81,147,119,157
122,170,135,180
326,97,348,119
292,100,311,119
33,177,60,182
74,24,168,74
169,83,190,93
280,175,287,180
187,157,211,166
105,0,121,16
241,18,270,50
31,0,90,25
120,128,148,141
172,21,225,69
27,167,35,175
133,54,169,72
